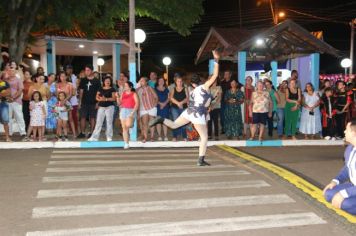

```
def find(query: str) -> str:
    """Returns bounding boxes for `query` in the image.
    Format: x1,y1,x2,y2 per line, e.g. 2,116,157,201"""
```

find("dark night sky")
119,0,356,75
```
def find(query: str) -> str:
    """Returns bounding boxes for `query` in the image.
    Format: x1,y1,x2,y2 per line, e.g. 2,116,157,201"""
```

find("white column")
93,55,98,71
112,43,121,81
51,41,56,74
40,53,47,75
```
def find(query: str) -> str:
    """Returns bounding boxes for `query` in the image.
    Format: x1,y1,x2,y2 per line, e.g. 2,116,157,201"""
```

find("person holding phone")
299,83,321,139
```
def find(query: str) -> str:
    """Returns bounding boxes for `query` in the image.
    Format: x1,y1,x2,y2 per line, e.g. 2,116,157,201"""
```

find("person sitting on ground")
323,120,356,215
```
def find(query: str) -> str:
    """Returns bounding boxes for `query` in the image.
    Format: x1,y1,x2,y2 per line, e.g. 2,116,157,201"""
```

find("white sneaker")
164,137,169,141
107,138,112,142
87,137,98,142
124,143,130,149
324,136,331,140
331,137,336,141
157,137,163,141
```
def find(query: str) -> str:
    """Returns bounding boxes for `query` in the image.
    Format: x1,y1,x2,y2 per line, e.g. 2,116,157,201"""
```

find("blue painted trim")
310,53,320,90
208,59,214,75
246,140,282,147
46,40,54,74
114,43,121,82
129,62,137,141
80,141,125,148
238,51,246,85
270,61,278,87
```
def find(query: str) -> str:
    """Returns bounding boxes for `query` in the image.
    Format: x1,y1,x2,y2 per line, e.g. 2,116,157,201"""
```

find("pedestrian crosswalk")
26,148,328,236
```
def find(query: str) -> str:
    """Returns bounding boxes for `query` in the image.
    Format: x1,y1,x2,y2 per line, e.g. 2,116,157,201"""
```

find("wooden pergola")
195,20,341,89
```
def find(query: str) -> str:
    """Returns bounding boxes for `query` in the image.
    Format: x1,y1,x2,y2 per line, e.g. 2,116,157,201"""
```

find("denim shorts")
120,108,136,120
0,101,9,124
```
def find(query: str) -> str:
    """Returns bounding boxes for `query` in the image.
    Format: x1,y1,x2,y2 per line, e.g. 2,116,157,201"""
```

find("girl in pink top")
117,81,139,149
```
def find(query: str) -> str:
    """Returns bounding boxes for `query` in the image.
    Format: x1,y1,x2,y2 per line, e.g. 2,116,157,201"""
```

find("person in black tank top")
335,81,352,138
169,76,188,141
284,79,301,140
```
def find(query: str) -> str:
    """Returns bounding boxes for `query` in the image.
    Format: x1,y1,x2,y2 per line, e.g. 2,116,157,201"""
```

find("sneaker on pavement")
87,137,98,142
164,137,169,141
157,137,163,141
107,138,112,142
124,143,130,149
331,137,336,141
324,136,331,140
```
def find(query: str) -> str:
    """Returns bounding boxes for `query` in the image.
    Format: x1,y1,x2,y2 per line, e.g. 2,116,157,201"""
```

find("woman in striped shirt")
137,77,158,142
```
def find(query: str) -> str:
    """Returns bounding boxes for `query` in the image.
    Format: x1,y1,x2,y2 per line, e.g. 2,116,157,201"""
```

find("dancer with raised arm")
149,50,220,166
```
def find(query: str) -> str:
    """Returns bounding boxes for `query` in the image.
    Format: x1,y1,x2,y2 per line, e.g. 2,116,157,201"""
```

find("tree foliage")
0,0,204,63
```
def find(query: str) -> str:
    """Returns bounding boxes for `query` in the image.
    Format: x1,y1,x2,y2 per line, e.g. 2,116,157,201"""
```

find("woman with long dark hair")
155,77,170,141
118,81,139,149
224,80,244,139
88,76,116,141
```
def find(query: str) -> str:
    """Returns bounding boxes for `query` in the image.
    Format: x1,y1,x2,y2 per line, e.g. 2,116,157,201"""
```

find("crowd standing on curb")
0,60,355,145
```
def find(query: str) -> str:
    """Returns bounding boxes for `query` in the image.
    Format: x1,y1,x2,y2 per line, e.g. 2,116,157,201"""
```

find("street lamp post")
341,58,352,76
162,56,172,82
135,29,146,76
97,58,105,80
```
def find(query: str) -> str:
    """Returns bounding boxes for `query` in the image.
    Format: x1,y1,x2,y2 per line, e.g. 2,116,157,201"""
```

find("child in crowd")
53,91,72,141
24,91,46,141
321,87,336,140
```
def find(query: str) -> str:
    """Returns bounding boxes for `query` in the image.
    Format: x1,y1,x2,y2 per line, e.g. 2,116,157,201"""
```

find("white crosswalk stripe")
26,212,326,236
49,159,204,165
36,180,270,198
32,194,294,218
52,149,197,154
45,164,233,172
51,153,196,159
26,149,330,235
42,170,250,183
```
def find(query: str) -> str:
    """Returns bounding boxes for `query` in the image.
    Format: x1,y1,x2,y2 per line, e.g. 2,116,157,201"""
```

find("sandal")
22,137,30,142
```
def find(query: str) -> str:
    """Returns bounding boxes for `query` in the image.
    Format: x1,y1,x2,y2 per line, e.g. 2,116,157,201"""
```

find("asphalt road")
0,147,354,236
239,146,346,188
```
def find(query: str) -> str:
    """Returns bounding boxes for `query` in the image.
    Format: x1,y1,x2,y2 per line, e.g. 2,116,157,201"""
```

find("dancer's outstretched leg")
149,115,189,130
194,124,209,166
